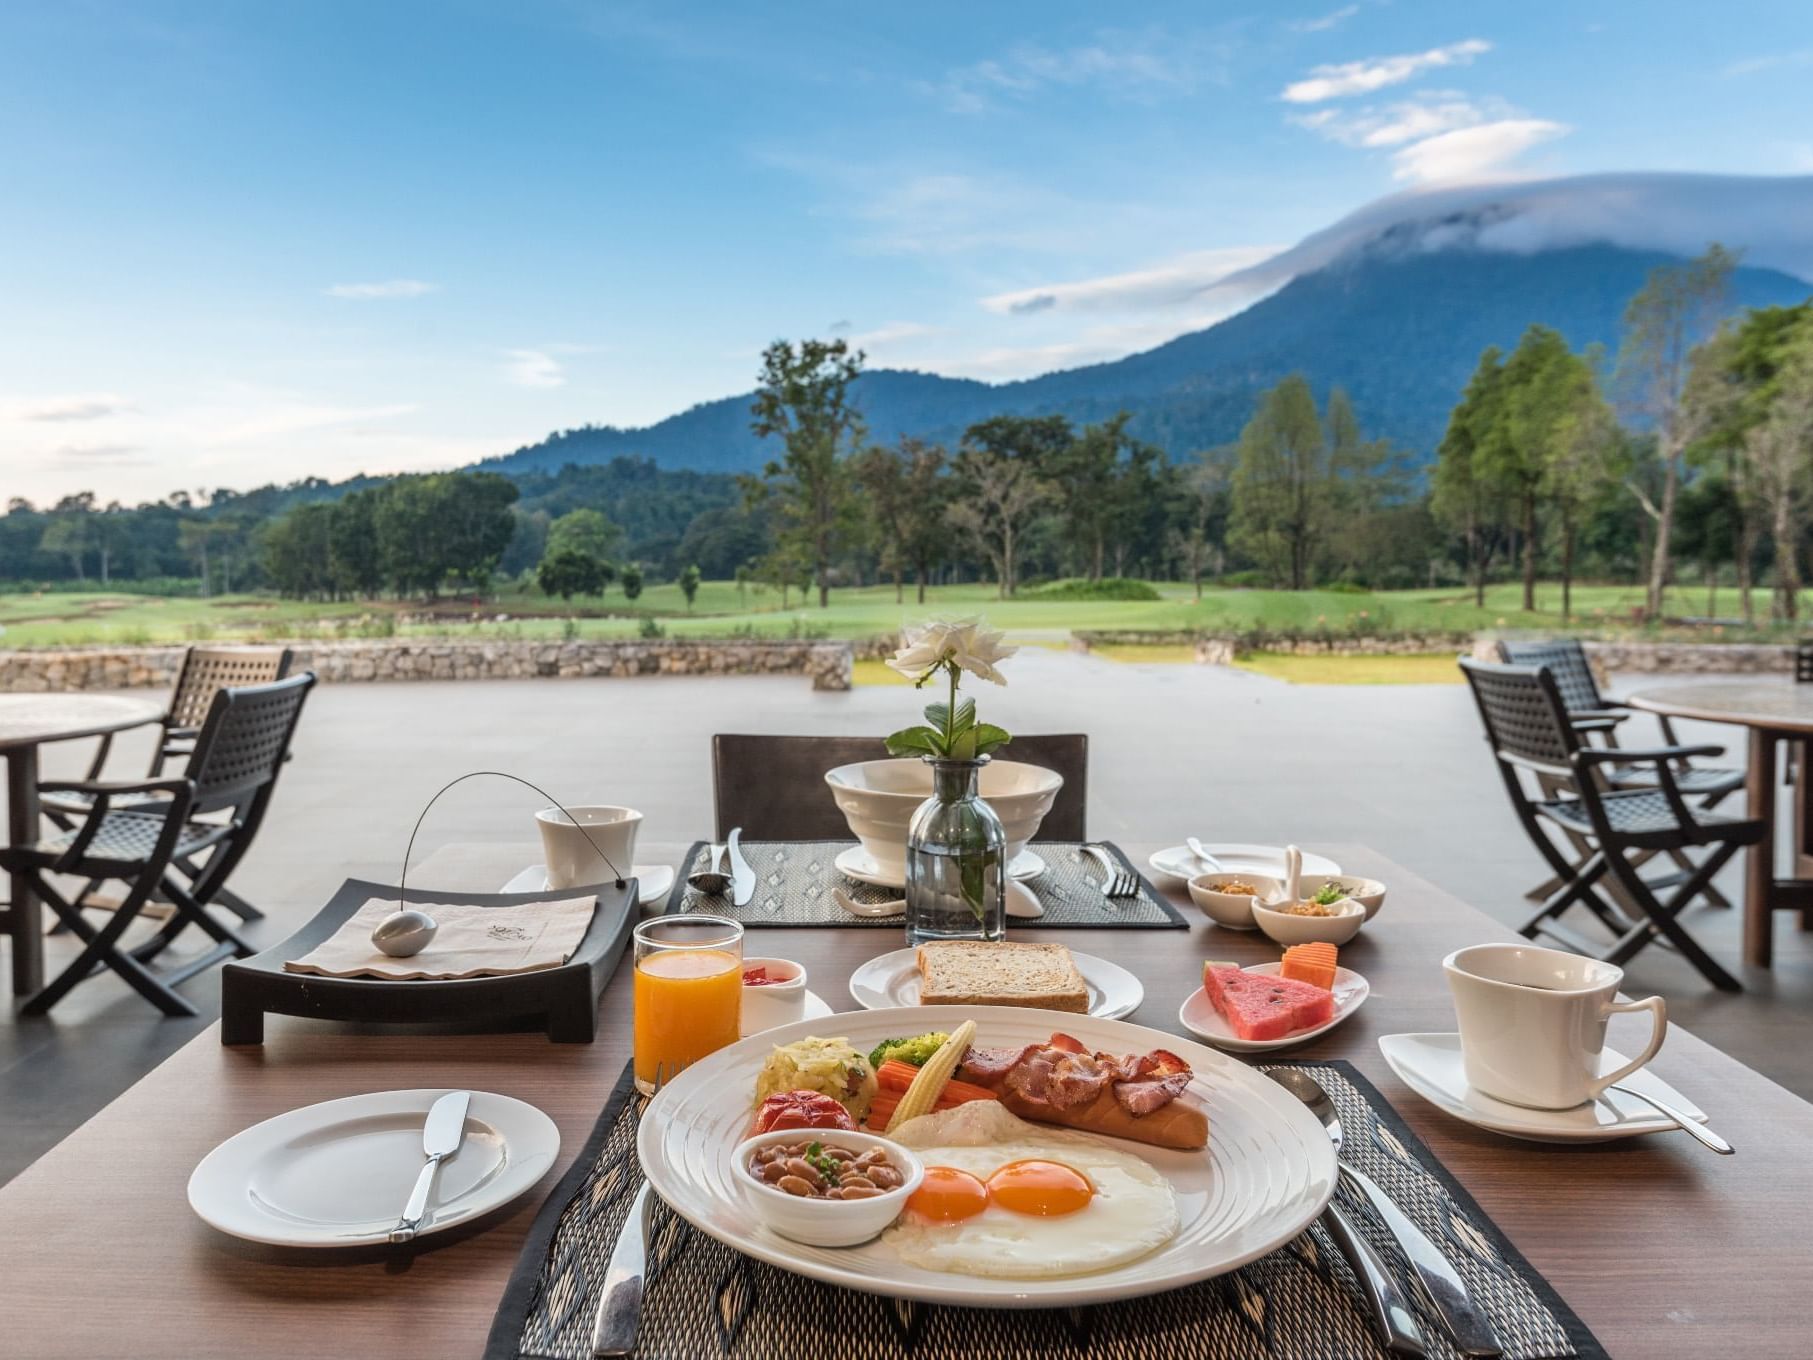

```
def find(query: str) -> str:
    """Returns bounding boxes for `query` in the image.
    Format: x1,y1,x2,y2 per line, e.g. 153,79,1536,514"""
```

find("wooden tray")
220,877,635,1045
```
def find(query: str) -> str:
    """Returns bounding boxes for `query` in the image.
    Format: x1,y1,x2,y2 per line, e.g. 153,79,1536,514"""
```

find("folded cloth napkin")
283,896,597,980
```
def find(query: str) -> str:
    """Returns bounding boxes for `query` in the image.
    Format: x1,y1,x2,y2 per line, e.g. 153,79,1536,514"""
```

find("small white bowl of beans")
731,1128,925,1247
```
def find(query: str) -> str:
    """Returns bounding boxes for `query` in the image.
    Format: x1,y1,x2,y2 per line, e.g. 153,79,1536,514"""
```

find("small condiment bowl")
1297,874,1386,920
1251,894,1367,946
1187,873,1284,931
731,1129,925,1247
740,957,808,1036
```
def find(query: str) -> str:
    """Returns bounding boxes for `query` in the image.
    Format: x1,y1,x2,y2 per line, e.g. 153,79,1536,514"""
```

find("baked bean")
776,1175,815,1197
838,1185,884,1199
869,1167,902,1189
748,1139,907,1201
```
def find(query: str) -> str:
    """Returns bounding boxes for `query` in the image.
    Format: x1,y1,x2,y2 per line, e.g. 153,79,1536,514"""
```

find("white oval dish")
1148,844,1340,882
638,1005,1337,1308
1179,963,1371,1052
731,1129,925,1247
188,1088,559,1247
847,947,1143,1020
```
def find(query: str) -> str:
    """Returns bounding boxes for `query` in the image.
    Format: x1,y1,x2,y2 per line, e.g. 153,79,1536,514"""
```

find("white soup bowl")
823,759,1063,882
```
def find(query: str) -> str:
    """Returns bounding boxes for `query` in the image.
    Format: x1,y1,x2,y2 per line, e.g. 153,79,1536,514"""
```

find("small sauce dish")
1251,894,1366,946
731,1129,924,1247
1187,873,1283,931
740,957,808,1035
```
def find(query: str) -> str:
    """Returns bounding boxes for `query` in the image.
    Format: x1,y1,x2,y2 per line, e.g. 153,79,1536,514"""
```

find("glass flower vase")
903,757,1006,946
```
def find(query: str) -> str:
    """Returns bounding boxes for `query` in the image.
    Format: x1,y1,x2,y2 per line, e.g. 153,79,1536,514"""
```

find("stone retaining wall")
1470,637,1795,674
1072,629,1475,663
0,639,854,692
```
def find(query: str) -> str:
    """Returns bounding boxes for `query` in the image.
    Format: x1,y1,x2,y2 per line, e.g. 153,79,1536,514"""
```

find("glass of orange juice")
632,915,743,1093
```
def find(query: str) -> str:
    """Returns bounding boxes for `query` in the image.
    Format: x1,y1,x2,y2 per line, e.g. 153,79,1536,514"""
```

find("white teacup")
536,805,642,890
1443,943,1666,1110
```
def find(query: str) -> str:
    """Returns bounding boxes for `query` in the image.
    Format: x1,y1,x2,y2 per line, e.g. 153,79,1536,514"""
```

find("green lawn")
0,579,1802,650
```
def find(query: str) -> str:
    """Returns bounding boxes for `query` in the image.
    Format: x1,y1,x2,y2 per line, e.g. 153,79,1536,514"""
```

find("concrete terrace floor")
3,649,1809,1184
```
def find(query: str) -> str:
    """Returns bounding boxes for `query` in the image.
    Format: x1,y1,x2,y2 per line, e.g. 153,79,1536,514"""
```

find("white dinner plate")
1178,964,1370,1052
502,863,675,910
187,1088,560,1247
848,947,1143,1020
1378,1033,1710,1144
741,988,835,1037
835,846,1046,891
1149,843,1341,882
638,1005,1336,1308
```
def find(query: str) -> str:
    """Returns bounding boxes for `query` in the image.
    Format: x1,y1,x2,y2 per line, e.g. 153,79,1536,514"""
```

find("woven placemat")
486,1059,1606,1360
664,840,1186,929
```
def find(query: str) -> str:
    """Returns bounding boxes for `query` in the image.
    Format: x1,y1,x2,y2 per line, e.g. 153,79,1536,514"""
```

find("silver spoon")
1605,1083,1733,1154
687,843,731,896
1269,1069,1500,1357
1186,837,1225,873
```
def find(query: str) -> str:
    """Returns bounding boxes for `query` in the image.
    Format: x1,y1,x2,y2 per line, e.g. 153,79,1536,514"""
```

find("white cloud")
1282,38,1490,102
980,245,1283,316
1291,6,1359,34
325,279,439,300
1720,49,1813,77
929,29,1228,113
1295,92,1503,148
13,393,135,422
502,349,566,389
1390,118,1569,183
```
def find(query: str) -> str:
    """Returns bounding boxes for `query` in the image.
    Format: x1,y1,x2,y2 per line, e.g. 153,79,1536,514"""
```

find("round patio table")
1626,680,1813,967
1,693,165,996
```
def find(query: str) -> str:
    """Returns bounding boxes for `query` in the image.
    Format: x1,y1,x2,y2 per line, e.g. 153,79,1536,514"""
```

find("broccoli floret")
868,1032,951,1069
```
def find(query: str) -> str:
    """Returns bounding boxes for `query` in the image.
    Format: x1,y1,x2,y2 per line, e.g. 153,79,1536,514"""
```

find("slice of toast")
915,941,1090,1013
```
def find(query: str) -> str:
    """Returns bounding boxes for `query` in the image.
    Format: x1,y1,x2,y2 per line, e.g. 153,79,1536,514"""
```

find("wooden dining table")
1626,680,1813,967
0,839,1804,1359
0,691,165,995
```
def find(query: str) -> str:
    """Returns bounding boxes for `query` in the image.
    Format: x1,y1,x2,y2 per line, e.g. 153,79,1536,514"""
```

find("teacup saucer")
1378,1032,1709,1144
504,863,674,911
834,845,1046,890
740,989,833,1038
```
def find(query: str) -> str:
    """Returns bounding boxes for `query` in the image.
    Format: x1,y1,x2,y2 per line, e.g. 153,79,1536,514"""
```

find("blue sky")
4,0,1811,504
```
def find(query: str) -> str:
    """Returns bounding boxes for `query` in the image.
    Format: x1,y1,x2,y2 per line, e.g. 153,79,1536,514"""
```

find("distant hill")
479,183,1812,478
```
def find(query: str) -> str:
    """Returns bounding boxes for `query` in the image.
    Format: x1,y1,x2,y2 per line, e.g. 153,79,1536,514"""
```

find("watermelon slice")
1201,964,1336,1041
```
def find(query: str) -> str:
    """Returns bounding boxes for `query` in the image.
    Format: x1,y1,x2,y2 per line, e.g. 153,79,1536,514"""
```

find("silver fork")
592,1060,676,1358
1082,844,1139,900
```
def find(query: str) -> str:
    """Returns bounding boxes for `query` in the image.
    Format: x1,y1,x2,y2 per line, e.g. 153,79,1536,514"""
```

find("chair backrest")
168,646,294,731
1459,657,1580,778
182,673,316,817
712,733,1089,841
1495,639,1604,715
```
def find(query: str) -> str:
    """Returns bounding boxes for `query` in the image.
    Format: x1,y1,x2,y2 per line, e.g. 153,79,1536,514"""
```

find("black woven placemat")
485,1059,1606,1360
664,840,1186,929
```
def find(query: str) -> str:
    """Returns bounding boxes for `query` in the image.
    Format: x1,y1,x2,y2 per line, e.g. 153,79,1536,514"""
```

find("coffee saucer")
1378,1032,1709,1144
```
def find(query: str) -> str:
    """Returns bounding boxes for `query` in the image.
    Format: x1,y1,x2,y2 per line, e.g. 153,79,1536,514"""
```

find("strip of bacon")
960,1033,1193,1118
1113,1071,1192,1117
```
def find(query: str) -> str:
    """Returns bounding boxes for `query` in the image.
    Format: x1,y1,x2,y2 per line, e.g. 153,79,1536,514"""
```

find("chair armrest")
36,778,191,798
1571,708,1630,723
1574,745,1725,766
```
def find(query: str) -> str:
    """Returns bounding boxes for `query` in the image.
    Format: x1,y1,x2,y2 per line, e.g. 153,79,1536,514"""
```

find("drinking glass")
633,915,743,1094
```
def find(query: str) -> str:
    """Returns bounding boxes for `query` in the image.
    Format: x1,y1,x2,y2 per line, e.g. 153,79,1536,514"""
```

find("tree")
1486,325,1582,613
945,445,1053,598
620,562,644,602
1615,244,1738,617
855,437,949,604
1167,456,1224,601
1746,324,1813,620
1229,375,1331,589
328,490,384,598
1433,348,1509,607
747,338,865,608
1541,345,1624,622
545,508,621,562
40,504,92,581
537,549,608,602
678,563,701,610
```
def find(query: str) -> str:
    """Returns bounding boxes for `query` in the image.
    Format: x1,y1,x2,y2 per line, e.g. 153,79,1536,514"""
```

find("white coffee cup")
536,805,642,890
1443,943,1666,1110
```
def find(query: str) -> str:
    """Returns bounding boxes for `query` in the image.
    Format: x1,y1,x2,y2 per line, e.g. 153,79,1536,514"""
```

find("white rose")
885,616,1017,686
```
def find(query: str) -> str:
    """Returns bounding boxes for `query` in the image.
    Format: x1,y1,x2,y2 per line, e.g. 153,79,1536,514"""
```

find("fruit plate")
638,1005,1336,1309
1178,964,1370,1053
847,947,1143,1020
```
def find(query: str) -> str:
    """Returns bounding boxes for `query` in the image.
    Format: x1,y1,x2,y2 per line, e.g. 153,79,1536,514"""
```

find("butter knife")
591,1184,652,1357
389,1090,471,1243
726,826,755,908
1321,1200,1427,1356
1343,1165,1501,1356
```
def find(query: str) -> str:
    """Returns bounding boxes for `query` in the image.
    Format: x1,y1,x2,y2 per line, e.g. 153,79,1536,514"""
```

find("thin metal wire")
397,770,626,908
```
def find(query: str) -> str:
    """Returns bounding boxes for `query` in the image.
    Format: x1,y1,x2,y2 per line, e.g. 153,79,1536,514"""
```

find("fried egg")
883,1102,1179,1278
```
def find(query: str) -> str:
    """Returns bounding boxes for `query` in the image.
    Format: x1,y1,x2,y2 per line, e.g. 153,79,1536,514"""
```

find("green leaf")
923,697,976,736
923,701,949,730
947,725,978,760
951,697,976,735
885,726,944,757
972,724,1013,757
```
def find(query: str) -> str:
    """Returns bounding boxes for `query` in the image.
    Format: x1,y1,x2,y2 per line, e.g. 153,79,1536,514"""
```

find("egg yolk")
906,1166,989,1222
984,1159,1094,1216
